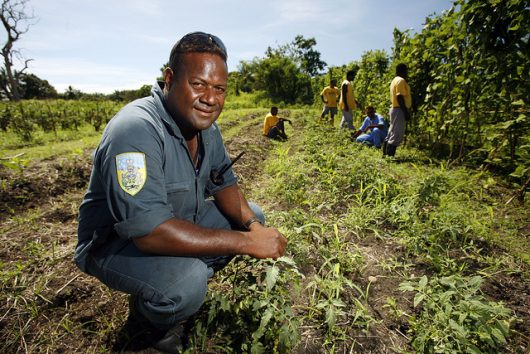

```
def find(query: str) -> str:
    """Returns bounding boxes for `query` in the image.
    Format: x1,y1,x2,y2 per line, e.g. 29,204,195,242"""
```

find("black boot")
118,296,186,353
152,322,186,354
386,144,397,157
382,141,388,156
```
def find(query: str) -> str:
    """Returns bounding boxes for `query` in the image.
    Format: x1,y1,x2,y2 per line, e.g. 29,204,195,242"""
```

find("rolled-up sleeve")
114,208,174,239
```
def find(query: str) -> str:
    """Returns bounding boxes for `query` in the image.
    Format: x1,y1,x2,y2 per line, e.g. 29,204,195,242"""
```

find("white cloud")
24,57,155,94
276,0,323,22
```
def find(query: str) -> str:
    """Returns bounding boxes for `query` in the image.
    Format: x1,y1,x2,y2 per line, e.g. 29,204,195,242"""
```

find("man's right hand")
245,226,287,259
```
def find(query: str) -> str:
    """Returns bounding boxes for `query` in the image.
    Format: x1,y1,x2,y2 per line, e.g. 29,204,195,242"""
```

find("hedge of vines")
393,0,529,180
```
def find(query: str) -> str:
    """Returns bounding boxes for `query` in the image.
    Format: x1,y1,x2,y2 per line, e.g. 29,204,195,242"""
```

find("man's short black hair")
168,32,227,73
396,63,407,75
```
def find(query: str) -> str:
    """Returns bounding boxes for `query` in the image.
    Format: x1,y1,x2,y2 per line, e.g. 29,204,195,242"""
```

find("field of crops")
0,105,528,353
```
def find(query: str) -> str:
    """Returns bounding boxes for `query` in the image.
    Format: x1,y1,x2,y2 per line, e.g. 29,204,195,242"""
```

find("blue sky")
10,0,454,94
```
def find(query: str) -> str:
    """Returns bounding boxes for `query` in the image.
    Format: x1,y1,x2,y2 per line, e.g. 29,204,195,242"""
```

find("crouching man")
74,32,287,353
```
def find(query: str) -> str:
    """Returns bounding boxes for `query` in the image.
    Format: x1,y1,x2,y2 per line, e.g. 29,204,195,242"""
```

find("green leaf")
419,275,428,289
325,306,337,328
399,281,415,292
265,265,279,291
449,319,467,338
414,293,426,307
250,342,265,354
277,256,296,266
496,319,510,337
491,327,507,344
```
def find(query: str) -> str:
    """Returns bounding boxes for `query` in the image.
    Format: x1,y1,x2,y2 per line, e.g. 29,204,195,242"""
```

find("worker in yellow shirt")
383,63,412,157
339,70,358,130
319,79,340,126
263,106,291,141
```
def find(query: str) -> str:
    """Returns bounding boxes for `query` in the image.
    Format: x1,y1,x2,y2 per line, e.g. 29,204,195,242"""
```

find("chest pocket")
166,181,194,220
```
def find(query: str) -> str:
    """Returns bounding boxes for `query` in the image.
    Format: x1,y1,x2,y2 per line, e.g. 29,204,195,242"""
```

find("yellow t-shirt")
263,113,280,136
320,86,339,107
339,80,356,111
390,76,412,109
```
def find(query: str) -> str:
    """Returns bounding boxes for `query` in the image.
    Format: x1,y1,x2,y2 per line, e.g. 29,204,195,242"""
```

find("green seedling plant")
306,253,375,341
399,274,513,353
189,256,302,353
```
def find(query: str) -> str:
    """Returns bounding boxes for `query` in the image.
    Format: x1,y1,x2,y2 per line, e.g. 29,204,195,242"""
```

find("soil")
0,114,528,353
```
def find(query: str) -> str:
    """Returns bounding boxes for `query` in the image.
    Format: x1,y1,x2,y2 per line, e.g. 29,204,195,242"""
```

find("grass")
0,124,102,160
0,105,528,353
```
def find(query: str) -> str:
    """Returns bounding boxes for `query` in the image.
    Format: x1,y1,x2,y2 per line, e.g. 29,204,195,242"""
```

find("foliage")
392,0,530,180
107,84,152,102
253,55,311,105
3,71,58,99
191,257,302,353
352,50,390,113
233,35,326,104
400,274,512,353
288,35,327,77
0,107,528,353
0,99,122,144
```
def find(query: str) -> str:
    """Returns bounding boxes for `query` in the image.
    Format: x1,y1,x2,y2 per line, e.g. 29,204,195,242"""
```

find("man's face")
164,52,228,135
366,108,376,118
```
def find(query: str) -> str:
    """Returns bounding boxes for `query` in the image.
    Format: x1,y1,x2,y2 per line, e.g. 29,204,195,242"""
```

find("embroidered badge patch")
116,152,146,196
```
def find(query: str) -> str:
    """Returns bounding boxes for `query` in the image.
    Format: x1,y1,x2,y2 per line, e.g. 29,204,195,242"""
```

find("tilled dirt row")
1,114,528,353
0,153,93,223
0,114,275,353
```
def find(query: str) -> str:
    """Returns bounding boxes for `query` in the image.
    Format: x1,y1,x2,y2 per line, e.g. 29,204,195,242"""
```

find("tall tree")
290,35,326,77
1,0,35,101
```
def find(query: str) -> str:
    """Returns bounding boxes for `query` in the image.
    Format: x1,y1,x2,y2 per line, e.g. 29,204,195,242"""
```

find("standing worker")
383,63,411,157
319,79,339,126
339,70,358,130
74,32,287,353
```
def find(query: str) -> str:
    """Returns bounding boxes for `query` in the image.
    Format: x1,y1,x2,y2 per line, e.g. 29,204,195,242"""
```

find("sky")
8,0,455,94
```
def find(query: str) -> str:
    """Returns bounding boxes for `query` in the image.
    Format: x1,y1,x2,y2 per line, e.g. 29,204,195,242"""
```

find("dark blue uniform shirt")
75,82,237,271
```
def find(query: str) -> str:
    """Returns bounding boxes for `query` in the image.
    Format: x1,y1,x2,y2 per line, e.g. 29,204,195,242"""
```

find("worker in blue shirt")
351,106,388,148
74,32,287,353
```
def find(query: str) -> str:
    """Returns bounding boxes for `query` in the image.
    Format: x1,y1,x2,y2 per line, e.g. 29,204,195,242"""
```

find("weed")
399,274,513,353
190,257,302,353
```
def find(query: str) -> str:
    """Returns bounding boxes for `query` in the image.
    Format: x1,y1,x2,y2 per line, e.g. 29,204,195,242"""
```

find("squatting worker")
263,106,291,141
383,63,411,157
74,32,287,353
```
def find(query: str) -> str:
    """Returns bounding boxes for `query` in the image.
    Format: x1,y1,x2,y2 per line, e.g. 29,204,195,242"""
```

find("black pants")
267,121,287,140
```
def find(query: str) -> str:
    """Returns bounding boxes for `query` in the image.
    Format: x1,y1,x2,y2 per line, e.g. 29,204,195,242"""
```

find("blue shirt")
359,113,387,136
75,82,237,270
